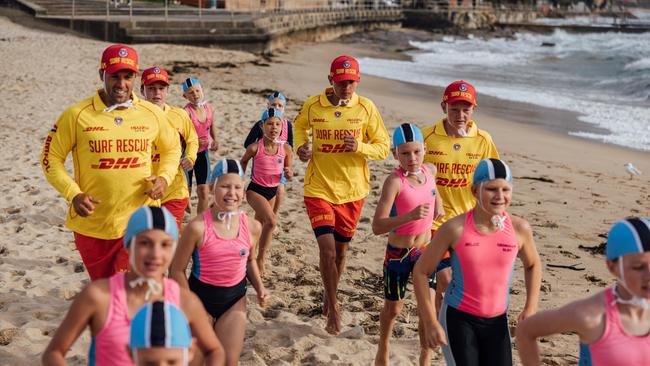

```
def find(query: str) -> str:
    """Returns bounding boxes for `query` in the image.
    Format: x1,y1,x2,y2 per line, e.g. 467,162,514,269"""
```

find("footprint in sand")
0,328,19,346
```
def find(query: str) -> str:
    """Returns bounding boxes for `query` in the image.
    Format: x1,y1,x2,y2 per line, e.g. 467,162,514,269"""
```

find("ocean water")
359,30,650,151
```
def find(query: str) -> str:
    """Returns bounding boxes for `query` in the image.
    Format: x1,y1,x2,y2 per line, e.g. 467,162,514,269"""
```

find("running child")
240,107,293,277
170,159,269,366
422,80,499,314
516,217,650,366
372,123,444,366
244,91,294,221
42,206,225,366
413,158,541,366
141,67,199,230
183,77,219,214
129,301,196,366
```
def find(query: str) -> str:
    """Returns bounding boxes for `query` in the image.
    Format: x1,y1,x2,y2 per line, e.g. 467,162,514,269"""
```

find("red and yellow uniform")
294,88,389,204
153,104,198,229
423,118,498,230
41,90,181,240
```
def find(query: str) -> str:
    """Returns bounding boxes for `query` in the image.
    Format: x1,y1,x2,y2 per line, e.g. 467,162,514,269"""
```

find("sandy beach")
0,15,649,366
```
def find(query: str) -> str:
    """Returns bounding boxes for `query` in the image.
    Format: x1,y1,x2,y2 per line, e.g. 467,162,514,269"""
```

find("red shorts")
74,232,128,281
163,197,189,231
304,197,364,243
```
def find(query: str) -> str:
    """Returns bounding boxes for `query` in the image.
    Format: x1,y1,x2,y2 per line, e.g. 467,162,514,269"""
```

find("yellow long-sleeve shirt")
152,104,198,203
294,88,389,204
41,90,181,239
422,118,499,230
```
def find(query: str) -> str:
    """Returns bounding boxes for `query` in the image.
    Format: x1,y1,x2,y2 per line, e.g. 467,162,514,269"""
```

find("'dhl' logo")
83,126,107,132
436,177,468,188
429,151,446,156
91,157,145,169
320,143,351,153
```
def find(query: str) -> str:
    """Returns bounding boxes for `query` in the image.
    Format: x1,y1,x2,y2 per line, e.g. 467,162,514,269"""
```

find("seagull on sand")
625,163,642,179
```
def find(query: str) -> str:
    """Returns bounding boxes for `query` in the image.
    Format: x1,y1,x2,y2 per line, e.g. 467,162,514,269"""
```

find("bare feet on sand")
325,304,341,335
374,344,389,366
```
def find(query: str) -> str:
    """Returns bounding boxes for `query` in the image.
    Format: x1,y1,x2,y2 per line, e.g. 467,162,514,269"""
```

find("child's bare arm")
209,110,218,151
240,143,257,174
426,163,445,220
170,218,203,289
245,217,268,307
283,144,293,180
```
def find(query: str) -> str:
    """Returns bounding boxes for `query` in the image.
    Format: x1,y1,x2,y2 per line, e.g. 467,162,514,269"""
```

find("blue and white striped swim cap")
261,107,283,121
393,123,424,149
130,301,192,349
267,91,286,103
606,217,650,260
209,159,244,184
473,158,513,186
124,206,178,248
182,77,201,93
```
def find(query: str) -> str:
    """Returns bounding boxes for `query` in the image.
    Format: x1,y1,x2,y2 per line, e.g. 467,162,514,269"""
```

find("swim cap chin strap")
612,257,650,310
262,132,282,145
216,210,240,231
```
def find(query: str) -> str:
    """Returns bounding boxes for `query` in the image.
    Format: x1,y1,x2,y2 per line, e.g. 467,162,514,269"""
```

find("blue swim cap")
182,77,201,93
261,107,283,122
130,301,192,349
393,123,424,149
473,158,513,186
606,217,650,260
267,91,286,104
124,206,178,248
209,159,244,184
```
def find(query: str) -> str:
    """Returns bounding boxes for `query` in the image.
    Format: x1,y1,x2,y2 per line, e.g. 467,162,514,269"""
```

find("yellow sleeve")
181,110,198,165
41,109,82,202
483,132,500,159
293,98,312,150
153,111,182,186
356,101,389,160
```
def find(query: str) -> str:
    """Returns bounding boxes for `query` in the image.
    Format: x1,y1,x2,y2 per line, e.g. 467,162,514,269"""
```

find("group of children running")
41,60,650,366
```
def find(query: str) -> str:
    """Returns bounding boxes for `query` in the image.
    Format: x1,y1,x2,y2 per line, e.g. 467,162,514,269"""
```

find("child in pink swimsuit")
372,123,444,365
517,217,650,366
42,206,224,366
413,158,542,366
243,91,294,220
170,159,269,366
240,107,293,278
183,77,218,214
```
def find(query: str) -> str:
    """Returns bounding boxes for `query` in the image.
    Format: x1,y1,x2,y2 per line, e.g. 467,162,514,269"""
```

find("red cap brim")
331,73,360,84
142,79,169,86
104,64,138,75
445,96,477,106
